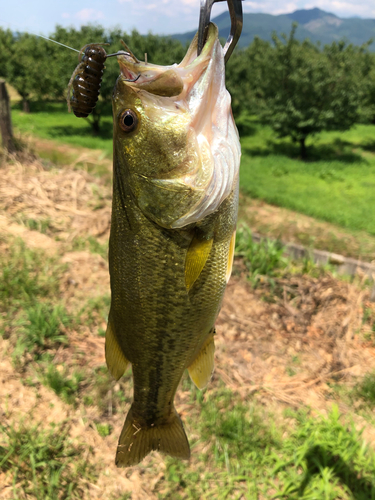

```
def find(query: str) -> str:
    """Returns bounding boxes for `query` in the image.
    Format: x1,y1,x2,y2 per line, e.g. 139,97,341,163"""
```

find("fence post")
0,79,16,153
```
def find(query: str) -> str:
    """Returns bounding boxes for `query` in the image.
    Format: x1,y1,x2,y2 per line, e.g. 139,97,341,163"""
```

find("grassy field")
240,120,375,236
12,102,114,156
11,103,375,240
1,151,375,499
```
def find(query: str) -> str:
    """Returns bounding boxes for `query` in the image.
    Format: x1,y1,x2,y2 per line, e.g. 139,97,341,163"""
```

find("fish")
105,22,241,467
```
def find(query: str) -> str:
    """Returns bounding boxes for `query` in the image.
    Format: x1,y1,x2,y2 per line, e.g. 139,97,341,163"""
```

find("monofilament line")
29,33,80,53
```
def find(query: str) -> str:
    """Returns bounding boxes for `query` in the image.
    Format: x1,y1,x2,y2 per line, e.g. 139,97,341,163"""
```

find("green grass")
12,101,113,156
43,365,85,406
0,420,95,499
72,235,108,259
161,393,375,500
0,238,64,312
0,238,72,368
240,120,375,236
12,303,70,366
14,215,53,234
13,102,375,238
235,223,287,286
353,372,375,408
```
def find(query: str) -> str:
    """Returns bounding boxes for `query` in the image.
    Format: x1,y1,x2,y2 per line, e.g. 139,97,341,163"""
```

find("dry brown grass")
1,151,375,498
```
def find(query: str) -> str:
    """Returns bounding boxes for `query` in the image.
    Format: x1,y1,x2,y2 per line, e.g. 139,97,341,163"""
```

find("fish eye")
119,109,138,132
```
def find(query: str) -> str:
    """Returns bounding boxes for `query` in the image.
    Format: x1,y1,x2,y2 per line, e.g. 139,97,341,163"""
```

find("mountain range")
172,8,375,49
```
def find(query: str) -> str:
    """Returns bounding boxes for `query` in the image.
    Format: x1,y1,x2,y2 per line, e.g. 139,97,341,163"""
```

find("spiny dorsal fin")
188,331,215,389
116,406,190,467
105,318,129,381
185,235,213,291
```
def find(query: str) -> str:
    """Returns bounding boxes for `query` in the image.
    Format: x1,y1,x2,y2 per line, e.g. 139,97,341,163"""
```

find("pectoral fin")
185,235,213,291
105,318,129,381
188,331,215,389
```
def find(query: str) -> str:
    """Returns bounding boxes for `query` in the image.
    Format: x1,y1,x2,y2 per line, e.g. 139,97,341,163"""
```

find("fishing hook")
197,0,243,63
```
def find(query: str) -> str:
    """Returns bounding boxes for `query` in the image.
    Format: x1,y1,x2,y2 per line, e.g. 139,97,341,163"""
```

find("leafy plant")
0,420,95,499
0,239,63,312
12,303,70,365
352,371,375,407
235,224,287,286
43,365,84,405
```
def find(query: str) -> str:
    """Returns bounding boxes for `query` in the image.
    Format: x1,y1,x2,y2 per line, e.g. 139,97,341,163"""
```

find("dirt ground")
1,150,375,499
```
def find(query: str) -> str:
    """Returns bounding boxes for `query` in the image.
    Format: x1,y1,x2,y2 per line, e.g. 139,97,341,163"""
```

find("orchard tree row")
226,24,375,157
0,25,186,134
1,23,375,157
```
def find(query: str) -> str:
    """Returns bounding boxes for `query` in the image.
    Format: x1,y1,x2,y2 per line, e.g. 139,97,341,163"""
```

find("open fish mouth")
117,24,218,98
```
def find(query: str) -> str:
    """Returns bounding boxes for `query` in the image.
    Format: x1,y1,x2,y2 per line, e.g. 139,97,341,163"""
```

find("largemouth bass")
106,23,241,467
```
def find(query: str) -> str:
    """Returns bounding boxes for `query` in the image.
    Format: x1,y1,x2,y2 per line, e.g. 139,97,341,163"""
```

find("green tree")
359,49,375,123
54,26,186,134
0,28,14,79
5,33,62,112
225,37,272,120
259,24,364,158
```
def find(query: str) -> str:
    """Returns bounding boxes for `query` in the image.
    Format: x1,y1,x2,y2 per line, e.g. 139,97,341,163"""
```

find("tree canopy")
0,23,374,147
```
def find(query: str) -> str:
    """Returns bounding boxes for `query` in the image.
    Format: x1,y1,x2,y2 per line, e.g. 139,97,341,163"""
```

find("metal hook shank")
197,0,243,63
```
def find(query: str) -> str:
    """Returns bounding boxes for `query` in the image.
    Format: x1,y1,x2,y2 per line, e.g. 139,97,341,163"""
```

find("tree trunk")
299,137,307,160
0,80,16,153
22,98,30,113
90,111,101,135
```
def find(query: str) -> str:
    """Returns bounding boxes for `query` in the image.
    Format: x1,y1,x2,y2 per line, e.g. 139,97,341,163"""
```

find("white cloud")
61,12,70,19
305,0,375,17
241,0,375,18
75,9,105,23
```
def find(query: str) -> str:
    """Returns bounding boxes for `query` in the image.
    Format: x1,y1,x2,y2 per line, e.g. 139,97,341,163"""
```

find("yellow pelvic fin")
185,235,213,291
226,230,236,283
105,319,129,381
116,406,190,467
188,331,215,390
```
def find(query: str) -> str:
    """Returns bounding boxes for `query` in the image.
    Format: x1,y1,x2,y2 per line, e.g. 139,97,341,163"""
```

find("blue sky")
1,0,374,36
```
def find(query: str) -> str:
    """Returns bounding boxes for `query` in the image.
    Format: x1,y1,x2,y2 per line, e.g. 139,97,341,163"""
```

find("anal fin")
185,235,213,291
116,406,190,467
105,318,129,381
188,331,215,389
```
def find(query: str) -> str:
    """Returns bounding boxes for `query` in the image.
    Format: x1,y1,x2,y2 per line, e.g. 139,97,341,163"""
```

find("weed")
76,294,111,328
15,215,52,234
200,389,279,469
95,423,113,437
0,239,63,312
235,224,287,286
43,365,84,405
0,419,95,499
352,371,375,408
12,303,70,366
72,235,108,259
272,406,375,499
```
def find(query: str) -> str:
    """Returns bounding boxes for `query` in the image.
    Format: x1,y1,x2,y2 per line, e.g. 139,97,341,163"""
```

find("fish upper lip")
117,23,219,91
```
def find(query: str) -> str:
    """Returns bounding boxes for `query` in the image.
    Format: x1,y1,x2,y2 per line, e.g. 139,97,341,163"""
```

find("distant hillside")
172,8,375,49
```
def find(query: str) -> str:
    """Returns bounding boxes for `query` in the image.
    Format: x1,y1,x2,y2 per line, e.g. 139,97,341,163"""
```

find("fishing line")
28,33,80,53
0,20,80,53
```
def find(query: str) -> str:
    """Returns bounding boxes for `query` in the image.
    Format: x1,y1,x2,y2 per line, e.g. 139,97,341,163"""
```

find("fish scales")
105,23,241,466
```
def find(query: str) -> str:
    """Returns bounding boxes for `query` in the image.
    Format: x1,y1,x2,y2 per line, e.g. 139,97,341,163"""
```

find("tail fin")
115,405,190,467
